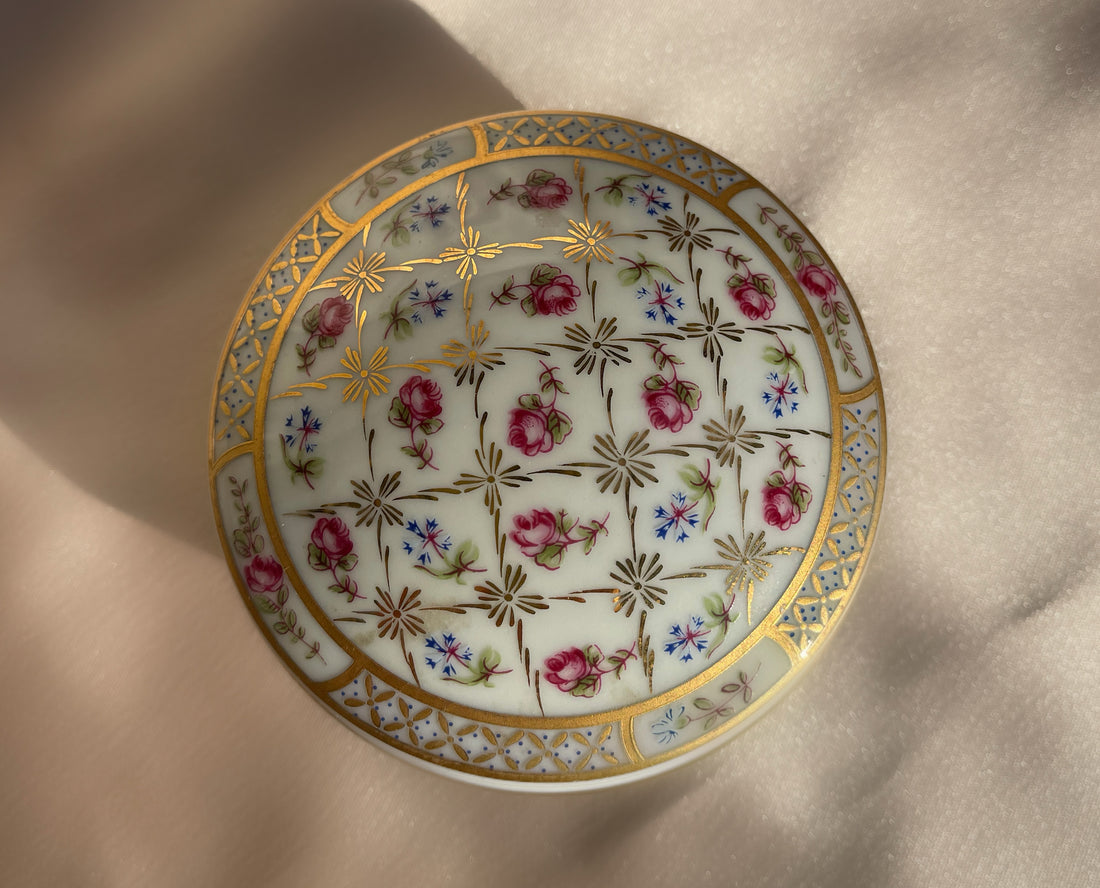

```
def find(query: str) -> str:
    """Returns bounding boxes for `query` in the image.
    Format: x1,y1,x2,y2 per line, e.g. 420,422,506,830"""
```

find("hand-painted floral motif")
491,263,581,317
664,616,710,661
762,443,812,531
308,516,361,601
654,492,699,542
355,140,453,202
637,281,684,325
297,296,354,374
490,168,573,209
281,406,324,488
410,196,450,232
212,114,887,787
722,248,777,321
403,517,452,565
507,362,572,456
762,372,799,419
388,375,444,469
651,664,760,743
425,633,511,686
383,280,454,341
544,643,636,697
654,461,720,542
642,343,701,433
509,507,609,571
245,554,326,664
758,204,862,378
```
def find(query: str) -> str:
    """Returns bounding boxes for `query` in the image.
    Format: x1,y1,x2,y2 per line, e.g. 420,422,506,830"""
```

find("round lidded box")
209,112,885,790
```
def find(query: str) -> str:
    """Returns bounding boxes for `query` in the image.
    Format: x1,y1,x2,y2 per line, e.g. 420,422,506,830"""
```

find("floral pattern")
509,507,609,571
507,362,572,456
543,643,636,698
214,119,875,755
211,113,886,786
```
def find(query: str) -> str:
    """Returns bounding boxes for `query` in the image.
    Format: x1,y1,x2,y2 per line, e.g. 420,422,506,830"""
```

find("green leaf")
481,647,502,671
790,481,812,514
400,445,420,459
392,317,413,341
520,294,538,317
693,698,715,710
308,543,328,570
603,186,624,206
584,644,604,667
529,263,560,287
675,380,702,410
253,595,279,615
721,682,743,694
526,169,556,187
643,373,668,391
762,346,785,365
232,531,250,558
546,409,572,444
388,397,412,429
516,192,532,209
302,304,321,333
726,273,746,288
617,266,642,286
755,275,776,298
572,675,601,697
517,393,543,410
337,553,358,572
328,583,346,596
793,252,804,271
285,610,297,628
273,621,289,634
277,586,288,607
765,470,787,488
391,227,410,247
534,543,565,570
803,250,823,266
418,417,444,436
317,335,336,349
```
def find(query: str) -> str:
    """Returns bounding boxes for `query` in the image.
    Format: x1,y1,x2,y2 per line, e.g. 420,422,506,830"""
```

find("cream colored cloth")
1,0,1097,885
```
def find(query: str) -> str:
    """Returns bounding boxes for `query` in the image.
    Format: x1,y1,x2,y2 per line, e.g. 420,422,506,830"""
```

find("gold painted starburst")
435,174,543,318
319,343,451,418
439,321,505,387
313,249,435,315
538,161,636,267
438,226,504,280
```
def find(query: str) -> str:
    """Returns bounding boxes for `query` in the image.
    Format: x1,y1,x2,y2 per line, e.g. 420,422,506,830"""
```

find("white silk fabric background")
0,1,1097,885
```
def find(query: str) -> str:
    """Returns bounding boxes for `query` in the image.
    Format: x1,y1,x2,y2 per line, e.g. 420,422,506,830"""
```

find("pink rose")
526,176,572,209
643,388,694,433
509,508,561,558
798,264,837,300
399,375,443,423
316,296,354,337
531,274,580,316
508,407,554,456
762,485,798,531
311,516,354,562
244,555,284,594
730,283,776,320
543,647,592,692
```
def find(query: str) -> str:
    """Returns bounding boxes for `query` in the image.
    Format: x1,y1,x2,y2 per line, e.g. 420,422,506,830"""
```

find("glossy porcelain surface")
209,112,885,789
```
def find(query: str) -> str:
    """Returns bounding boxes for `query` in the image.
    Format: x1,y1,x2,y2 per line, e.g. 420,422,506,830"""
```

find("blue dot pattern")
483,114,749,197
777,396,882,652
212,213,343,455
332,672,625,777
